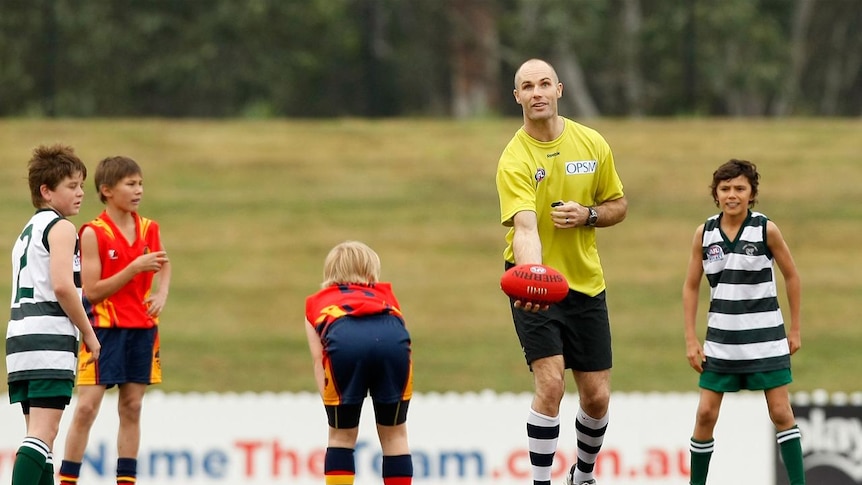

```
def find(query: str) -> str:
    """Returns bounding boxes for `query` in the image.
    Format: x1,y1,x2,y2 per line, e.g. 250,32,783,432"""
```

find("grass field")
1,118,860,395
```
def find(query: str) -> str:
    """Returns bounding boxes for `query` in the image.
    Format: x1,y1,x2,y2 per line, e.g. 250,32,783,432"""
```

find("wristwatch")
586,207,599,227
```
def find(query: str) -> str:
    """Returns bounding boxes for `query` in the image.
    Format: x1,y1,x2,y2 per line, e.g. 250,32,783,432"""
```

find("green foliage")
1,118,860,394
691,0,788,114
1,1,860,116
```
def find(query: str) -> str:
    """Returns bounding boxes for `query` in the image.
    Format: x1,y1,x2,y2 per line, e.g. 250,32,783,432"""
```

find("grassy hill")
1,118,860,394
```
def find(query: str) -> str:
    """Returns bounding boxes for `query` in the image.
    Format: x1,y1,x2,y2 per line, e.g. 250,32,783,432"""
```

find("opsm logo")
565,160,597,175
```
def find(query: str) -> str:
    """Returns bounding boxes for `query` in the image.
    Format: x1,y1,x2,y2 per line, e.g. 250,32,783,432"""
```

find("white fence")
1,391,859,484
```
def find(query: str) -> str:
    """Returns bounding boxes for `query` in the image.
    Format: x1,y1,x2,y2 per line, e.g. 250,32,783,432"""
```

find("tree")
620,0,646,116
449,0,501,118
1,0,861,117
505,0,601,117
771,0,815,116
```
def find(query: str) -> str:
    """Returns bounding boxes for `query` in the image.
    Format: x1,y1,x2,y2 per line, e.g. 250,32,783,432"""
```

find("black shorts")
510,289,612,371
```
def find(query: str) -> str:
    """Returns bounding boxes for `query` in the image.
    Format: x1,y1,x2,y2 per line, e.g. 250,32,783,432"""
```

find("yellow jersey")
496,117,624,296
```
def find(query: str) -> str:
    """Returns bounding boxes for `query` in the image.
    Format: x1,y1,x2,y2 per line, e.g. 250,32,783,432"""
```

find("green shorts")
699,368,792,392
8,379,74,404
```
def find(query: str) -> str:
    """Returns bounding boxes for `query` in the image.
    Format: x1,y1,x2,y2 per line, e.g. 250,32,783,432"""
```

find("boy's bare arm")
48,220,101,362
147,242,171,316
80,226,168,303
683,225,705,372
767,221,802,354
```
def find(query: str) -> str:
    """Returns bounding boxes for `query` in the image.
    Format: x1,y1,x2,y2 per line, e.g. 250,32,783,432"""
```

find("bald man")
495,58,627,485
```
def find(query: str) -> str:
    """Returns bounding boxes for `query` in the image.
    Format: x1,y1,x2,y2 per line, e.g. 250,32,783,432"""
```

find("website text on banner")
2,391,776,484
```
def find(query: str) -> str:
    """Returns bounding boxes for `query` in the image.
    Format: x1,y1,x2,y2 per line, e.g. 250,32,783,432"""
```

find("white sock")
527,408,560,483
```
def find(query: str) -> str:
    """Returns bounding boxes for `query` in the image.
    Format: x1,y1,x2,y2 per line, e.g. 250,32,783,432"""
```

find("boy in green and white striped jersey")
6,144,101,485
682,159,805,484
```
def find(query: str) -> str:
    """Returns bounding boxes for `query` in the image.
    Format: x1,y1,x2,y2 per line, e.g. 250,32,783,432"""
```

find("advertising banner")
1,391,774,484
777,401,862,485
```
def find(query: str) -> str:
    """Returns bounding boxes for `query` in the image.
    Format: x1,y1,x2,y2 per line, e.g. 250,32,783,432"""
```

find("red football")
500,264,569,305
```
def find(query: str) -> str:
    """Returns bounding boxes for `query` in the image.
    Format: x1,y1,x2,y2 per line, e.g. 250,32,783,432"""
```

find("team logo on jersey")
742,243,758,256
565,160,597,175
535,168,546,183
108,249,118,260
706,244,724,262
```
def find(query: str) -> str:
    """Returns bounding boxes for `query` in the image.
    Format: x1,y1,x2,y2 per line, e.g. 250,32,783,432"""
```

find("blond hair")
321,241,381,287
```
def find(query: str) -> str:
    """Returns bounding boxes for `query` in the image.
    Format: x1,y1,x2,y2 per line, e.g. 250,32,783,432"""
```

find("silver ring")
565,218,569,224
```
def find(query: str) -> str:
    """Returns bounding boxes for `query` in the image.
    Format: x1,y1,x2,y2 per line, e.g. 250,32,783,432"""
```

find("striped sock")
59,460,82,484
13,437,49,485
382,454,413,485
777,425,805,485
117,457,138,484
325,447,355,485
689,437,714,485
39,452,54,485
527,408,559,485
573,408,608,483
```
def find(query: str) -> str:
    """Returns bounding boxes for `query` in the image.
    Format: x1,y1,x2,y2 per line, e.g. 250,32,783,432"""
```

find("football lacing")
526,286,548,295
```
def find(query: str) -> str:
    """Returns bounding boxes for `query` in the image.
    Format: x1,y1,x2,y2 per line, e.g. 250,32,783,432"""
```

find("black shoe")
564,464,596,485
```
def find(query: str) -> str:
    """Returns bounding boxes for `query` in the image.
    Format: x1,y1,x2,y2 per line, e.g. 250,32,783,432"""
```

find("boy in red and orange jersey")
60,156,171,485
305,241,414,485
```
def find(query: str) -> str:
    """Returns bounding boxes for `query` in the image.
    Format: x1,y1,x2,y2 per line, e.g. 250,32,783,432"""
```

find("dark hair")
94,156,143,204
28,144,87,208
710,159,760,207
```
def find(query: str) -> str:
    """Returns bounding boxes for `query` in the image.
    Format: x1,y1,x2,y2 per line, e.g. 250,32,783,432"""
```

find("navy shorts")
77,327,161,387
510,289,613,372
321,314,413,407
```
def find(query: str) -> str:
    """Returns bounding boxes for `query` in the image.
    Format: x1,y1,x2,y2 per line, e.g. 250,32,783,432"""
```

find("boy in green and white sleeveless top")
6,144,101,485
683,159,805,484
